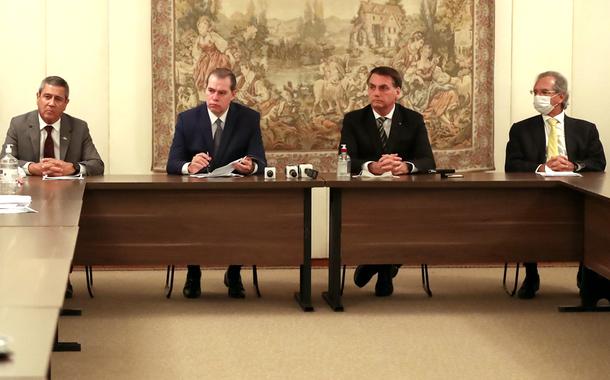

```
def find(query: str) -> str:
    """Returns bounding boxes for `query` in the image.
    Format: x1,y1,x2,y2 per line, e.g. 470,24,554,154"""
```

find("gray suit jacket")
3,110,104,176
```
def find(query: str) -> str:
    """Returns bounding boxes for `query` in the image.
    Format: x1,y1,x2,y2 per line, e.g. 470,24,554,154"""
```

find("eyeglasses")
530,90,557,96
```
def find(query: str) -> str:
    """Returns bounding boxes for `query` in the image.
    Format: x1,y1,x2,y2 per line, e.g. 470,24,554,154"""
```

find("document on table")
190,158,244,178
536,166,582,177
43,173,84,180
0,195,36,214
356,171,398,179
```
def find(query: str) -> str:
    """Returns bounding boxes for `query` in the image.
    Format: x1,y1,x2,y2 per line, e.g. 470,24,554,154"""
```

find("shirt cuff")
79,163,87,176
181,162,190,175
407,161,417,173
361,161,373,175
23,162,32,175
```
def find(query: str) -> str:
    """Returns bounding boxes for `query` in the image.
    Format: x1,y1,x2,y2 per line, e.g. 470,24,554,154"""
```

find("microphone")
285,165,298,179
264,166,276,179
304,168,318,179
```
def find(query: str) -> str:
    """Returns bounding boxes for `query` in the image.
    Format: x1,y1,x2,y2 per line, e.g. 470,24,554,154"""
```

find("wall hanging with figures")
152,0,494,172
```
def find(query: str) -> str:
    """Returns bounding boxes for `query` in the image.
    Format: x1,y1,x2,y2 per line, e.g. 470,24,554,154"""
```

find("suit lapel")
364,106,384,154
201,103,214,154
386,107,403,152
563,115,576,160
59,115,72,160
27,112,41,159
533,115,547,162
216,102,238,162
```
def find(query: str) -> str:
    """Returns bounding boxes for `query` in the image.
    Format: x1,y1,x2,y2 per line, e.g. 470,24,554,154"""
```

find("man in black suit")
340,66,436,297
505,70,606,299
167,67,267,299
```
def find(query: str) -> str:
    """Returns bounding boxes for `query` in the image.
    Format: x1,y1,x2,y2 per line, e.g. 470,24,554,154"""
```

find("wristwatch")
72,162,81,175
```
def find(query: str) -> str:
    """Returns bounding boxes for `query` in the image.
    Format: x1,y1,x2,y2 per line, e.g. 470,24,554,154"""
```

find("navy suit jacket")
166,102,266,175
505,114,605,172
340,103,436,174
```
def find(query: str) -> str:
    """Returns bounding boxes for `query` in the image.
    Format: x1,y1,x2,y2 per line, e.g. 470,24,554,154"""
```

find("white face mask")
533,94,558,115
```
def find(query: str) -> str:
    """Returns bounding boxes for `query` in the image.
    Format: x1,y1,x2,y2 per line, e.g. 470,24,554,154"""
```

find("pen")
204,152,211,173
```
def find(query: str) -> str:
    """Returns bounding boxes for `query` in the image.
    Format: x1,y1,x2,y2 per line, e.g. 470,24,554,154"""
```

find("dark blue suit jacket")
166,102,267,175
505,114,605,172
340,103,436,174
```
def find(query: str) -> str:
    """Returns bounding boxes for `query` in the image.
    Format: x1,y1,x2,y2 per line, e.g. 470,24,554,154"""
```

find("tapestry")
152,0,494,172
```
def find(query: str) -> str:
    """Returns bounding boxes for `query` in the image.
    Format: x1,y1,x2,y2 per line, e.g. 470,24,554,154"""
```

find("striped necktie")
546,117,559,159
376,117,388,151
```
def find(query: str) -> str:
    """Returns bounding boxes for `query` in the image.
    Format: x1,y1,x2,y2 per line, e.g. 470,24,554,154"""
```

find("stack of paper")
0,195,35,214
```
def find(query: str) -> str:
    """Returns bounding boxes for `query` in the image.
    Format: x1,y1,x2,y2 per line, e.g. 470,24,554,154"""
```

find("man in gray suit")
3,76,104,177
3,75,104,298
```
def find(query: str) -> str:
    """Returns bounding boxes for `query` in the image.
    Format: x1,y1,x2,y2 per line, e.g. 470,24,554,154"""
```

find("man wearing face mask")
505,71,606,299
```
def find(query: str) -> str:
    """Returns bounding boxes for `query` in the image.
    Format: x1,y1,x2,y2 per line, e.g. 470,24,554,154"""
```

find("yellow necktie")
546,117,559,159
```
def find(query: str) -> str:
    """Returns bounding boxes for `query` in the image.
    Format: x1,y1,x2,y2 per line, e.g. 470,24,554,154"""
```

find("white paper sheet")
189,158,245,178
42,174,84,180
536,166,582,177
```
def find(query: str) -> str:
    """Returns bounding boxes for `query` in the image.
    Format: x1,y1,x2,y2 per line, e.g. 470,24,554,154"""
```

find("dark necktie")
44,125,55,158
213,119,223,153
376,117,388,151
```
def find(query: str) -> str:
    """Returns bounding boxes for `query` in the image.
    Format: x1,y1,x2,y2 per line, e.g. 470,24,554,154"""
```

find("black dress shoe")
580,267,610,307
391,265,400,278
375,267,394,297
64,278,73,299
224,267,245,299
183,272,201,299
354,265,378,288
517,275,540,299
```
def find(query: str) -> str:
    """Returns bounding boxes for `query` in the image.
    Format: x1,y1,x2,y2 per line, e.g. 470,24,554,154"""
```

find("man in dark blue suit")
505,70,605,299
340,66,436,297
167,67,267,299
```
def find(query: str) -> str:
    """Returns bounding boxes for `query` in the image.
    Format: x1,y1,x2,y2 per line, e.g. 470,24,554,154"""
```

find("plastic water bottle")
337,144,351,178
0,144,19,194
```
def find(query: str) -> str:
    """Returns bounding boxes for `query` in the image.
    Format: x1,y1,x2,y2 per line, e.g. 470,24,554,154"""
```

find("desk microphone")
264,167,276,180
285,165,299,179
304,168,318,179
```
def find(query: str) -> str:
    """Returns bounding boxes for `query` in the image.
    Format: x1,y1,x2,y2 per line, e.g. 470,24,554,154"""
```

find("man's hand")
34,158,77,176
233,156,254,174
188,152,212,174
368,154,406,175
545,155,576,172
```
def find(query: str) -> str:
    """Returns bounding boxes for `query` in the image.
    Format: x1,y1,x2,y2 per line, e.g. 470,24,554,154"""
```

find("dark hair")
367,66,402,89
536,70,569,109
207,68,237,91
38,76,70,99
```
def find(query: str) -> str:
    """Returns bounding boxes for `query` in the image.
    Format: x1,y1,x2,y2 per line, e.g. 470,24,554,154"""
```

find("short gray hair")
38,76,70,99
536,71,569,109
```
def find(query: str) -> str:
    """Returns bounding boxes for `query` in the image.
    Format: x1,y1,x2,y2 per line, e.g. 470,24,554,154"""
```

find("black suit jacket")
166,102,267,175
340,103,436,173
505,114,605,172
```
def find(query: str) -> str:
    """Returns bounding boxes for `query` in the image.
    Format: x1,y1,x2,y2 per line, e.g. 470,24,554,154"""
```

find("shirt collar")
372,104,396,121
38,114,61,131
207,104,229,125
543,111,565,125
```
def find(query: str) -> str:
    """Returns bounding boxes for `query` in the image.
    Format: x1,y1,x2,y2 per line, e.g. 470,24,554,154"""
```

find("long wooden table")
323,172,610,311
73,175,323,311
1,179,84,379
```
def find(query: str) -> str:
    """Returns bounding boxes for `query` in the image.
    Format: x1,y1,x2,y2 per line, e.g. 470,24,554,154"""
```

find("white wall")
1,0,610,258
